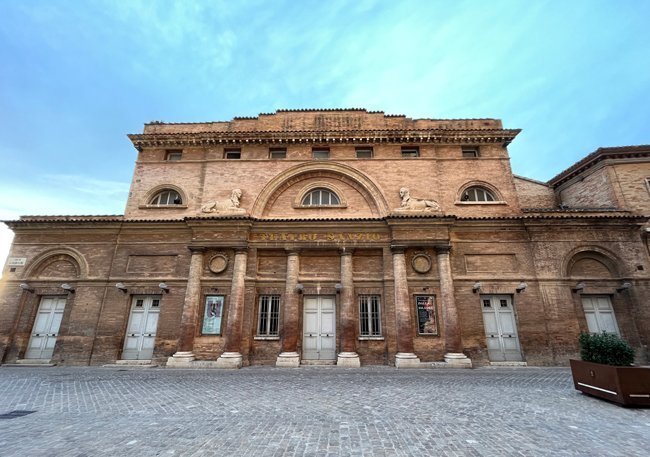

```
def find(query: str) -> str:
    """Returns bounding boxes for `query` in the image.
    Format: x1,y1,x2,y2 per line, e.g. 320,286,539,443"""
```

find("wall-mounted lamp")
572,282,585,293
61,283,75,293
158,282,170,293
335,283,343,294
19,283,34,292
472,281,482,293
295,283,304,294
616,282,632,293
115,282,128,293
516,282,528,293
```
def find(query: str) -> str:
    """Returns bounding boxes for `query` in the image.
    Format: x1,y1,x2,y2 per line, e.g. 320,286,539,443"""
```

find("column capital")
285,248,301,256
339,247,354,256
187,246,206,253
233,246,249,254
434,244,452,254
390,245,407,254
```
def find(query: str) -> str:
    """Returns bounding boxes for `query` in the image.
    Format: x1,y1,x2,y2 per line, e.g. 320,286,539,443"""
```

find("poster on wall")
415,295,438,335
202,295,224,335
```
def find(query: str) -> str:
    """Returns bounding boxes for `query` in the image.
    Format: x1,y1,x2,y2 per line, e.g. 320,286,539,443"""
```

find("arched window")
150,189,183,206
461,186,495,202
301,188,341,206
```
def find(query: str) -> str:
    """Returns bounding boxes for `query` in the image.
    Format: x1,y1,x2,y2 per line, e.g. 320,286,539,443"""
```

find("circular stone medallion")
412,253,432,274
208,254,228,274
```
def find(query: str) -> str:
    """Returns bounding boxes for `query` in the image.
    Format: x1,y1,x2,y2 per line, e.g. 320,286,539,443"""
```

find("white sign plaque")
7,257,27,266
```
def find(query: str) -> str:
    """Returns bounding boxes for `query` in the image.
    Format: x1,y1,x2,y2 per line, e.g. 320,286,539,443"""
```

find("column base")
394,352,421,368
275,352,300,368
215,352,243,369
337,352,361,367
166,351,195,367
444,352,473,368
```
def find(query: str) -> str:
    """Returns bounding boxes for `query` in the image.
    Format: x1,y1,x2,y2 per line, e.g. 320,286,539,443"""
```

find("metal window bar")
258,295,280,336
359,295,381,336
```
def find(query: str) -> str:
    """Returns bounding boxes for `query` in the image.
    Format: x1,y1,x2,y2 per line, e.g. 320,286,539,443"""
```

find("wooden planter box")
570,359,650,407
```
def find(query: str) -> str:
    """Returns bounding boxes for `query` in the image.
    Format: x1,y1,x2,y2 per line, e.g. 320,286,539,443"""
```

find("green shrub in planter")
579,332,635,366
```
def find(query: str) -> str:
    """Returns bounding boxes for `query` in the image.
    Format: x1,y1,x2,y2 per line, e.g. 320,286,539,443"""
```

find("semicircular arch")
563,246,622,278
23,247,89,280
251,162,390,218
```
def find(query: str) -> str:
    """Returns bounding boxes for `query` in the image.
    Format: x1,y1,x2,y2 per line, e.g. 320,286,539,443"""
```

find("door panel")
122,295,161,360
302,296,336,360
481,295,522,362
581,296,619,335
25,297,67,360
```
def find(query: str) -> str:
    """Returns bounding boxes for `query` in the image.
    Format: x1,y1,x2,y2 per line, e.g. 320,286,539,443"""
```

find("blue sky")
1,0,649,268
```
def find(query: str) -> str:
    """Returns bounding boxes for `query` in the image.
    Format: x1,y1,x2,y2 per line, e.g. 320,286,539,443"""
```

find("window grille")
461,186,496,202
258,295,280,336
270,148,287,159
312,148,330,159
355,147,373,158
165,150,182,161
462,147,479,158
301,188,341,206
401,146,419,158
359,295,382,336
224,149,241,159
149,190,182,205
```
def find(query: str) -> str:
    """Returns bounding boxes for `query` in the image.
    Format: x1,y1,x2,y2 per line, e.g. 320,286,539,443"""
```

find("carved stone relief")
201,189,247,214
393,187,441,212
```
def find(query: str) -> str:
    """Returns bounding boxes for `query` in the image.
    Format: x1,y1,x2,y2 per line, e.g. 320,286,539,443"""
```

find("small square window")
165,150,183,161
356,147,373,159
270,148,287,159
401,146,419,158
312,148,330,159
224,149,241,159
462,147,479,158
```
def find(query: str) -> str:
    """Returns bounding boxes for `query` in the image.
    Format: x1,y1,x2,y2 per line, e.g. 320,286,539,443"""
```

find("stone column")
337,249,360,367
167,247,203,367
436,245,471,367
392,245,421,368
276,250,301,367
216,248,248,368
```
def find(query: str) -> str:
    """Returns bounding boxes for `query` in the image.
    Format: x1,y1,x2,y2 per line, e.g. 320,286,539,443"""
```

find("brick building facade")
1,110,648,368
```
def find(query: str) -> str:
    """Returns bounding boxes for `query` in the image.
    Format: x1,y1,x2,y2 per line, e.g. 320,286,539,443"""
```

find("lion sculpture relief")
396,187,441,212
201,189,246,214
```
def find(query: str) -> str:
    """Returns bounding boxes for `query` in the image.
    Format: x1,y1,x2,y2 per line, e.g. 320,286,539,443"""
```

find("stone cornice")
548,145,650,188
4,212,646,228
127,128,521,150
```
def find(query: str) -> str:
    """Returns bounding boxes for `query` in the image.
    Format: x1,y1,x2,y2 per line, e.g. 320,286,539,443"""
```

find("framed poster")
202,295,224,335
415,295,438,335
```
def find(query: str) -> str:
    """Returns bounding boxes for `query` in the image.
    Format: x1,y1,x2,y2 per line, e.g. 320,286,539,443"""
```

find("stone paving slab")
0,365,648,456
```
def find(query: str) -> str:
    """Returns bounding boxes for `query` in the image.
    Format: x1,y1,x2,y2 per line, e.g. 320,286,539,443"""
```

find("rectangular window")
462,147,479,158
359,295,382,337
258,295,280,336
355,147,373,159
224,148,241,159
165,149,183,161
202,295,224,335
312,148,330,159
269,148,287,159
401,146,419,158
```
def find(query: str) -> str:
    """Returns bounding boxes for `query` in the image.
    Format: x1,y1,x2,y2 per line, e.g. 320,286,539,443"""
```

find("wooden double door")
302,296,336,361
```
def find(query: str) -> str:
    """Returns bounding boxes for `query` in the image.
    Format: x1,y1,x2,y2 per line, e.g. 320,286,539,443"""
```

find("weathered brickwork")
1,110,648,368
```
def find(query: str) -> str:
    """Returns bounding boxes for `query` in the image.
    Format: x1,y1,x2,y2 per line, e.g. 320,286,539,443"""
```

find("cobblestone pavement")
0,365,648,457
